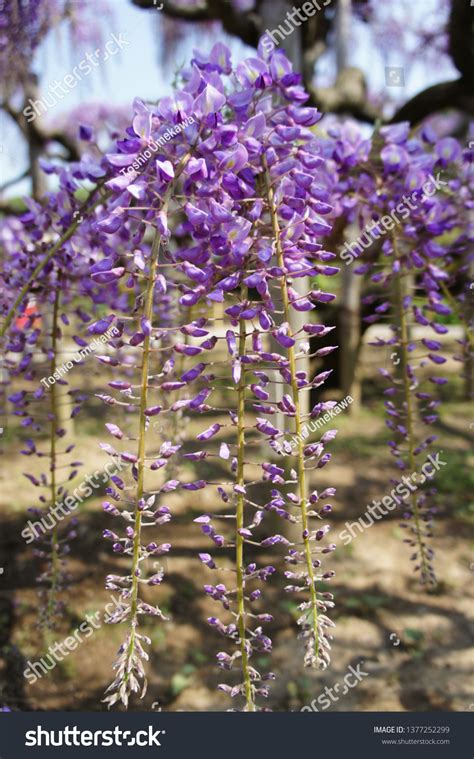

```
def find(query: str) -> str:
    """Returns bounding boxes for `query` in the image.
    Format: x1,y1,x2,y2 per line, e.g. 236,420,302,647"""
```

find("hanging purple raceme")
173,41,339,703
91,40,339,710
94,133,204,708
2,226,85,624
425,140,474,390
348,124,467,586
0,30,471,719
4,278,79,628
0,0,59,91
3,31,468,710
259,149,338,673
93,247,179,708
0,154,127,626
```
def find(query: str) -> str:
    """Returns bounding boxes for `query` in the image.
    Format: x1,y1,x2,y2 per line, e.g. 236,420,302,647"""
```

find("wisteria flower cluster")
77,40,339,710
0,180,126,625
0,0,108,93
328,122,473,585
1,34,471,713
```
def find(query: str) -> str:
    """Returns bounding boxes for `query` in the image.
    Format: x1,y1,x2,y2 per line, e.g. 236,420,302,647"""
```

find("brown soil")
0,401,472,712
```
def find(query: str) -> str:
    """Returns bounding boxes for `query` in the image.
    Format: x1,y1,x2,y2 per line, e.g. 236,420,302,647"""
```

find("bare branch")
390,78,474,125
131,0,261,46
448,0,474,80
131,0,212,21
0,169,29,192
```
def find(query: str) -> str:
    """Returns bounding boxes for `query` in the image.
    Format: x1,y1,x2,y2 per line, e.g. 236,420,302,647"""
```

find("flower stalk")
392,242,435,586
44,282,61,626
235,286,255,712
263,160,320,662
0,188,105,338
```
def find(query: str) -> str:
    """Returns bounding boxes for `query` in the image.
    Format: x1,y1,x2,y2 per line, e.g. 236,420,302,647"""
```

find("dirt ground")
0,373,473,712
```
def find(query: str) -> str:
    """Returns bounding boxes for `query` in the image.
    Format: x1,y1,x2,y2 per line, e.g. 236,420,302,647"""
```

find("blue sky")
0,0,456,196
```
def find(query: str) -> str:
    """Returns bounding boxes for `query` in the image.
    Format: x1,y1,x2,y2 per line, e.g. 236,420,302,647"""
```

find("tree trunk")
340,246,362,409
336,1,362,411
24,77,48,200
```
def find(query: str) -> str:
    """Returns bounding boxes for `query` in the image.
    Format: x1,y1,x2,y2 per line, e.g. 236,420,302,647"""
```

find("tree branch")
448,0,474,80
0,169,29,193
131,0,260,47
47,131,80,161
390,77,474,126
1,96,80,175
390,0,473,125
131,0,212,22
130,0,472,127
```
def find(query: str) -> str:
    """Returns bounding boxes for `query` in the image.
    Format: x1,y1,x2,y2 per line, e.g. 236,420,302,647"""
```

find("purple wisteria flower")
88,39,339,709
336,125,470,586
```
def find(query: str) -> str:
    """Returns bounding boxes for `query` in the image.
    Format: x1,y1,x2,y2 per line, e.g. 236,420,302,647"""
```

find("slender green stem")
124,230,162,678
45,283,61,625
0,189,105,338
235,285,255,711
263,160,320,660
1,127,207,341
393,239,432,584
164,305,193,480
122,151,193,681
